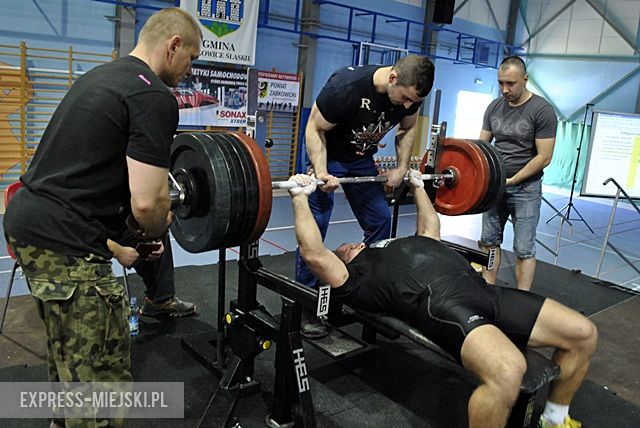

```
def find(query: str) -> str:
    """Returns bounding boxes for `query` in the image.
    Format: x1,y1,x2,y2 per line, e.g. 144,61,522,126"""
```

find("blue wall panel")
0,0,116,60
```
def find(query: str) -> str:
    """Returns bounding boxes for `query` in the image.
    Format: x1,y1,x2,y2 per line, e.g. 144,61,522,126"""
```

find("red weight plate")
435,138,490,215
230,131,273,243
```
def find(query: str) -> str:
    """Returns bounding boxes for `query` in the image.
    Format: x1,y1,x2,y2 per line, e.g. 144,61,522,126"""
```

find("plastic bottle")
129,296,140,336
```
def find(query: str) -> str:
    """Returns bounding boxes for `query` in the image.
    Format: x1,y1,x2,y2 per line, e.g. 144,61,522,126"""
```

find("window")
453,91,492,139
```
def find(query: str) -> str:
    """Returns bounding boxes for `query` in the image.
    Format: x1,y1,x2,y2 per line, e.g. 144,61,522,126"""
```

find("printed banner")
173,63,247,127
257,71,300,113
180,0,259,66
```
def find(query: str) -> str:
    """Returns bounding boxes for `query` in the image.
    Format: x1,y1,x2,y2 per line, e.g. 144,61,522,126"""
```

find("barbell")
168,132,505,253
270,172,455,189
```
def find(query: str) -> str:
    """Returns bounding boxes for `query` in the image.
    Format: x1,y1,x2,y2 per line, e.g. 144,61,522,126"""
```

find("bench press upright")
182,240,322,428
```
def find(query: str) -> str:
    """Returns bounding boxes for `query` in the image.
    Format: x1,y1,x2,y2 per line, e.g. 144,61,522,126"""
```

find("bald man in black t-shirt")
4,9,201,427
288,171,596,428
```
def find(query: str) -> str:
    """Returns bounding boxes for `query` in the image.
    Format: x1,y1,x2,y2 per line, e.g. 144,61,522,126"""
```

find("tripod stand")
546,103,594,234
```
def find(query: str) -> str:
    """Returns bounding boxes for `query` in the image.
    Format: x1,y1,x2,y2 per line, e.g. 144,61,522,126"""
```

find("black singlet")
333,236,478,318
332,236,545,361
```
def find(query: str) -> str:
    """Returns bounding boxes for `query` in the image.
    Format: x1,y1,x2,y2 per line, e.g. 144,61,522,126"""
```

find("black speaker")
433,0,455,24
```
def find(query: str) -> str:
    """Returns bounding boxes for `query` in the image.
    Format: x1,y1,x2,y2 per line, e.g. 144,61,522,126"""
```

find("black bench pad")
357,310,560,394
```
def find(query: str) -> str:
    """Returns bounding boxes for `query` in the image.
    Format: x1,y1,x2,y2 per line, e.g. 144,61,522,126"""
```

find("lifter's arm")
127,157,173,239
407,170,441,240
290,175,349,287
305,103,340,191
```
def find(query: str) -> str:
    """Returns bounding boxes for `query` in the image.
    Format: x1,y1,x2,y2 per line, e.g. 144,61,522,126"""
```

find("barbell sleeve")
271,173,453,189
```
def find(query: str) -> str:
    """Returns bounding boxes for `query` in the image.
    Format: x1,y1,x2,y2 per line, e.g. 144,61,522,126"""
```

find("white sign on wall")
257,71,300,113
582,110,640,198
181,0,259,66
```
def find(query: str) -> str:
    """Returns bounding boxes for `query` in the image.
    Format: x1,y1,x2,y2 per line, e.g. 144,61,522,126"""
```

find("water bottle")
129,296,139,336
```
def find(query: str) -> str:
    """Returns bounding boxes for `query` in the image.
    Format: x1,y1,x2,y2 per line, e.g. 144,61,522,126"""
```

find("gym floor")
1,185,639,427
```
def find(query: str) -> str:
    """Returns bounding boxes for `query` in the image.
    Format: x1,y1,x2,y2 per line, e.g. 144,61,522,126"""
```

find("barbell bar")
167,132,505,254
169,171,456,206
169,167,455,205
270,172,455,189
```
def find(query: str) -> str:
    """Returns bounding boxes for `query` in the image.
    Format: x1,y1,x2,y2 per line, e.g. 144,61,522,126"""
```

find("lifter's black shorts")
412,272,546,363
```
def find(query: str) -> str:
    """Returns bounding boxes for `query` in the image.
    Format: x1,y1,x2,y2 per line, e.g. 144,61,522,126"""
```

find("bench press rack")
181,234,560,428
181,84,558,427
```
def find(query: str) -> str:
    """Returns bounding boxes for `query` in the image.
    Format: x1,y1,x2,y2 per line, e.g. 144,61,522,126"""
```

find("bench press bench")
346,309,560,428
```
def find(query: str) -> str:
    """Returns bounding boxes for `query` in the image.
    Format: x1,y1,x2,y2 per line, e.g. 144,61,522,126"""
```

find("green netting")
542,121,591,192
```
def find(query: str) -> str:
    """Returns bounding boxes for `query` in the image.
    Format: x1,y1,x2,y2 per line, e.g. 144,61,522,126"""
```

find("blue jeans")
115,231,175,302
480,178,542,259
295,157,391,288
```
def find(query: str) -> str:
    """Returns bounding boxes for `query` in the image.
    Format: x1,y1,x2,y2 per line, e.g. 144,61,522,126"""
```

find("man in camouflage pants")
8,240,130,426
4,8,202,427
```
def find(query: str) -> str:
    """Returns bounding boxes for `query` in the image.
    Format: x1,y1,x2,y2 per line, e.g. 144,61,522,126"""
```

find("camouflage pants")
7,237,131,428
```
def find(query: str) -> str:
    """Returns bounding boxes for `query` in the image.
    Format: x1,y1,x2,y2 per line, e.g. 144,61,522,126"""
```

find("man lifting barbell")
288,170,597,428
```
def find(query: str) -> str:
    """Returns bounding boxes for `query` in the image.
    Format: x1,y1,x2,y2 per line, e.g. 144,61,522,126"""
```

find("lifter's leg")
528,299,598,405
461,324,526,428
481,246,501,285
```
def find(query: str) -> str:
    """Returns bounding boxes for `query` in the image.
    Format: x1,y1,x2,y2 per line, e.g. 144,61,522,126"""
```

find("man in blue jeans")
107,233,195,317
479,56,557,291
296,55,435,338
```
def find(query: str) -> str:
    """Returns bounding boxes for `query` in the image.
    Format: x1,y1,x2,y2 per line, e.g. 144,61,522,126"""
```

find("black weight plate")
220,132,259,245
170,133,231,253
468,140,500,214
230,131,272,243
478,141,507,213
203,132,246,248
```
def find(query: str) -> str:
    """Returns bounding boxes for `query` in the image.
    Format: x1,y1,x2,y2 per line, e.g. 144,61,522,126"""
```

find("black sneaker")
141,297,196,318
301,308,328,339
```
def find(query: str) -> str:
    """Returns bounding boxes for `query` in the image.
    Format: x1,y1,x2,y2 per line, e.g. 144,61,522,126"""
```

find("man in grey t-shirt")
479,56,557,291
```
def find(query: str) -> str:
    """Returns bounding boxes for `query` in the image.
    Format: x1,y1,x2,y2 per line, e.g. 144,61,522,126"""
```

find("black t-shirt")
4,56,178,259
332,236,477,320
315,65,422,162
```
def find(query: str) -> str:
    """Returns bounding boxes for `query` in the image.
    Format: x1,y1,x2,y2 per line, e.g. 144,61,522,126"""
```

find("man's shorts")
480,178,542,258
412,273,546,363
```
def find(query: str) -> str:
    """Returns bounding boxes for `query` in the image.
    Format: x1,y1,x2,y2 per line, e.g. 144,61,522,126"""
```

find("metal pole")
554,215,564,266
595,188,620,278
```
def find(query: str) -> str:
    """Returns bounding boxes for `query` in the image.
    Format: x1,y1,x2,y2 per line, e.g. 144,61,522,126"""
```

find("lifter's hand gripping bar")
271,172,454,189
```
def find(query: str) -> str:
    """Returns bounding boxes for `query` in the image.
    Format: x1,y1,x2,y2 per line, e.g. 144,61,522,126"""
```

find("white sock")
541,401,569,425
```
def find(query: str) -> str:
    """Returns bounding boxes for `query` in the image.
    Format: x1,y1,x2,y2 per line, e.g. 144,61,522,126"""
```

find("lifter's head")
335,242,366,264
134,8,203,86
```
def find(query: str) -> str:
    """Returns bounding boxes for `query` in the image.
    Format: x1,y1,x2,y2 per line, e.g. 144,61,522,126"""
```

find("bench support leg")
507,389,538,428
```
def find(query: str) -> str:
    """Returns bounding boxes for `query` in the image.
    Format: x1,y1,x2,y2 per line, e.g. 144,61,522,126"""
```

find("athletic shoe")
141,296,196,317
538,415,582,428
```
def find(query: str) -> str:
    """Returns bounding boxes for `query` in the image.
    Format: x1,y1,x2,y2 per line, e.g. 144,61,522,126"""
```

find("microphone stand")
546,103,594,234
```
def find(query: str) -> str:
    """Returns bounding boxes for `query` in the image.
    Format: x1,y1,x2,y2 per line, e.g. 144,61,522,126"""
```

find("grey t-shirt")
482,94,557,179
